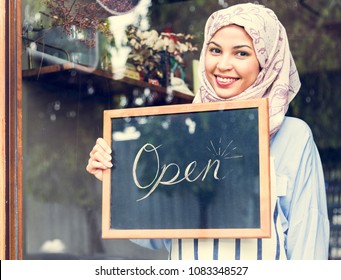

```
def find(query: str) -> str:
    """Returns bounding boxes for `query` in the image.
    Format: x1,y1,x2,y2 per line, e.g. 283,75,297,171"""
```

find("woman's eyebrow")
207,41,253,50
207,41,221,47
233,44,253,50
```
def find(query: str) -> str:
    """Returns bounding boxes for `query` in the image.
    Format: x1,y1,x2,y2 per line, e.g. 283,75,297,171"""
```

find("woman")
86,3,329,259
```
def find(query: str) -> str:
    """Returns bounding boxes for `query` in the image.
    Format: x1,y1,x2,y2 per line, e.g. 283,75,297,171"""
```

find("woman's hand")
86,138,113,181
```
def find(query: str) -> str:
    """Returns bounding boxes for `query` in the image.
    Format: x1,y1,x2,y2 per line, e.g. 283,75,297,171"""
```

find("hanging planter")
96,0,140,15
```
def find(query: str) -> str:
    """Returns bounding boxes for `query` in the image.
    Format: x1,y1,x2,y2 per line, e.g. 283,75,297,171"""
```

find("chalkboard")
102,99,270,239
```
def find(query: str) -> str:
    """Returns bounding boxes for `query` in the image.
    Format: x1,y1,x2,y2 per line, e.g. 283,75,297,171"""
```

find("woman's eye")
208,47,221,54
236,51,249,57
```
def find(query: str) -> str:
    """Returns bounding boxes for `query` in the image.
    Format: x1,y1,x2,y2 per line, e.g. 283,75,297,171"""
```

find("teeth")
217,77,237,83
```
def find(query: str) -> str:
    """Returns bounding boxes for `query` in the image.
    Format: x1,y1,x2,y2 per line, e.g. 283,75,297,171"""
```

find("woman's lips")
215,75,239,87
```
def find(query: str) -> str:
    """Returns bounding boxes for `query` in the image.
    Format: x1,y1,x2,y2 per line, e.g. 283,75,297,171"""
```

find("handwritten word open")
133,143,231,201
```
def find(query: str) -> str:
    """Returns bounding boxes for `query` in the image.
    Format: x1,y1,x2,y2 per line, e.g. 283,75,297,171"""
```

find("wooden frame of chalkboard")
102,98,270,239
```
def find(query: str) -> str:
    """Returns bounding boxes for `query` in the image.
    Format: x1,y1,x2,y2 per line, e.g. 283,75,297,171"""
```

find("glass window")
21,0,201,260
10,0,341,259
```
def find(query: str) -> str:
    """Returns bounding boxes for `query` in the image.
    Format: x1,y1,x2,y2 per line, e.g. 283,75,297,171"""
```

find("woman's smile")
205,25,260,99
215,75,240,87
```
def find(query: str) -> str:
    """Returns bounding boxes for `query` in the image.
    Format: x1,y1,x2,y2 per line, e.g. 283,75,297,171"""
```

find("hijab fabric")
193,3,301,135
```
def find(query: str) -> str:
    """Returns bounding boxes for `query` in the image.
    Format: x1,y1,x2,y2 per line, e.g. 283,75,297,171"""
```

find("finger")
91,151,113,168
90,144,112,162
96,138,112,154
86,160,110,178
91,156,113,169
90,147,112,167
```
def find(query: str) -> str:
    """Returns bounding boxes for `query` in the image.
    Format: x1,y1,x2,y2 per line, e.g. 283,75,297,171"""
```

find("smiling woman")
89,3,330,260
204,25,260,99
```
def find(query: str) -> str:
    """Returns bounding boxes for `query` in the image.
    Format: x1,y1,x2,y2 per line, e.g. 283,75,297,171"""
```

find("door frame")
1,0,23,260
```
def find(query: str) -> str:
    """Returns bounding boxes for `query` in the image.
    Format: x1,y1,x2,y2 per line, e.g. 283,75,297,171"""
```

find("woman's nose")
217,56,233,71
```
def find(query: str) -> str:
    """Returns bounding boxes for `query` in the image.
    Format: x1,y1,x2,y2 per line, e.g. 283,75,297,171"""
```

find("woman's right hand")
86,137,113,181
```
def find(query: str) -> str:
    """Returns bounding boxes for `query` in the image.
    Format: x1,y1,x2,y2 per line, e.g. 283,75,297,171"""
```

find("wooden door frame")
0,0,6,260
1,0,23,260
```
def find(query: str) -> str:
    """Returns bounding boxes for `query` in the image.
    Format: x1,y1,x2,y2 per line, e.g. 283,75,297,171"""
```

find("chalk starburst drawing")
206,138,243,160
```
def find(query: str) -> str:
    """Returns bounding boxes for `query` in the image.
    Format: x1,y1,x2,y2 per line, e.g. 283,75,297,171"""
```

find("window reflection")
20,0,341,259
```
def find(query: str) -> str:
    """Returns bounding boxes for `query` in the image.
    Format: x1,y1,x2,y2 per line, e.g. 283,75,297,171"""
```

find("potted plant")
126,25,198,87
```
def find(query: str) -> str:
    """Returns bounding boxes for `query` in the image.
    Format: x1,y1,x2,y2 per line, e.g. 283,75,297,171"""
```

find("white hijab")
193,3,301,135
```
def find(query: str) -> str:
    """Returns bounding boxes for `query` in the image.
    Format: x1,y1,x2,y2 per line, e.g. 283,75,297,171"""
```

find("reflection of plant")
126,25,198,79
42,0,111,47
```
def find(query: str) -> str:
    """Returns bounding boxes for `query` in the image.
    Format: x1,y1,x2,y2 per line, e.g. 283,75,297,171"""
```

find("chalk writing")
132,142,243,201
207,138,243,160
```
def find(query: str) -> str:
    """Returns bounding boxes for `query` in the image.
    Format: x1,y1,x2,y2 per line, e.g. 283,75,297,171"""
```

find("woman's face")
205,25,260,99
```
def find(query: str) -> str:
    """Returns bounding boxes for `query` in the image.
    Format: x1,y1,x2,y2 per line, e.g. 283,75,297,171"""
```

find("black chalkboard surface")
102,99,270,239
